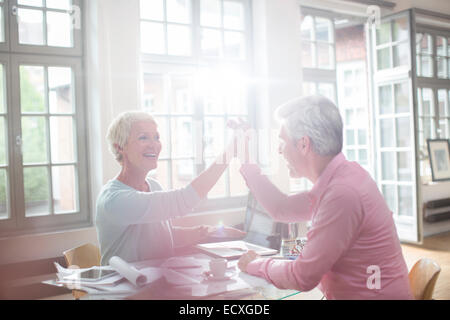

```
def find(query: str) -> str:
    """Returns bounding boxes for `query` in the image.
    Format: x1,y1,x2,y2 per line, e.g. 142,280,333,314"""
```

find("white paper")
109,256,148,287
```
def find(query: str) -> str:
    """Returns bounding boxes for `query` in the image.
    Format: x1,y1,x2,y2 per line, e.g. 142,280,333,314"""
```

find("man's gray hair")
275,94,343,156
106,110,156,163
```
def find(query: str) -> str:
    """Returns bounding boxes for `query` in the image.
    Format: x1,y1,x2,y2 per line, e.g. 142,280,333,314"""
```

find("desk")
45,252,323,300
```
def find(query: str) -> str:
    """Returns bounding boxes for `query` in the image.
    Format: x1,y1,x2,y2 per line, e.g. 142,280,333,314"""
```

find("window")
0,0,88,236
375,16,409,70
415,27,450,182
294,10,371,192
140,0,251,211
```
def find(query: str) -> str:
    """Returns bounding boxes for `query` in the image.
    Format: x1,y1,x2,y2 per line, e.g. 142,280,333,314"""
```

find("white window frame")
0,0,89,237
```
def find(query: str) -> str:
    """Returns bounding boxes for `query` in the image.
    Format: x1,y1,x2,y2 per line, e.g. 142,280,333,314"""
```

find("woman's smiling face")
120,120,162,173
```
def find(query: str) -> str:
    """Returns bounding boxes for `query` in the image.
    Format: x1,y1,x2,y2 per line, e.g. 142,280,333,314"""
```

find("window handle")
16,135,22,154
11,6,17,16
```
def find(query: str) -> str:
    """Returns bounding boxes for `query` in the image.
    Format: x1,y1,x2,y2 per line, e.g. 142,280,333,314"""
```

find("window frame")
0,0,89,237
8,0,83,56
140,0,253,213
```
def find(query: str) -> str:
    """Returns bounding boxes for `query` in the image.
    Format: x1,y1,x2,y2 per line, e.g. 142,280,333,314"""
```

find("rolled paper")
109,256,147,287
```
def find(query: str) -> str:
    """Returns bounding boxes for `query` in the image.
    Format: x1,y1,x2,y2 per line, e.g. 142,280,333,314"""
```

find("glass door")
370,10,421,243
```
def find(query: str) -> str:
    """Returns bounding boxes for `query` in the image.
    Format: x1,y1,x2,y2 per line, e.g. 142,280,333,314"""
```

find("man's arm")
243,185,363,292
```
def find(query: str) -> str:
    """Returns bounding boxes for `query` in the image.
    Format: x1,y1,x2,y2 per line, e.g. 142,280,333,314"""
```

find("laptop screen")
243,193,282,250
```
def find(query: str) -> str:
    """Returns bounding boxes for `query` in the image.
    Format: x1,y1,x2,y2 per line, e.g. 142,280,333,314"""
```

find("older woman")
96,111,243,265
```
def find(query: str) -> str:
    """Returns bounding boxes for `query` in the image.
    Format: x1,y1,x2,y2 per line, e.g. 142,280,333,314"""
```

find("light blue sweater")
95,178,200,266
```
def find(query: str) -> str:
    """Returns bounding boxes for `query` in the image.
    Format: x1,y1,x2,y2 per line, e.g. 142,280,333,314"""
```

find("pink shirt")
240,153,413,300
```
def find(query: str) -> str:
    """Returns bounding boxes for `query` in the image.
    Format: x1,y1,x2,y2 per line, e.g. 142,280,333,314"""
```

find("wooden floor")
401,231,450,300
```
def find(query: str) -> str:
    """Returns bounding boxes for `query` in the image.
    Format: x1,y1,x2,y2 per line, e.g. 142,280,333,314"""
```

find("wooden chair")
63,243,101,299
408,258,441,300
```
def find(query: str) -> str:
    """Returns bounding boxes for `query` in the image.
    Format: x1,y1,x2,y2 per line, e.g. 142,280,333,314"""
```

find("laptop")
195,193,281,259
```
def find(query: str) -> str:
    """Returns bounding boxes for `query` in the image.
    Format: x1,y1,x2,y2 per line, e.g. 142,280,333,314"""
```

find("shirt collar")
309,152,347,205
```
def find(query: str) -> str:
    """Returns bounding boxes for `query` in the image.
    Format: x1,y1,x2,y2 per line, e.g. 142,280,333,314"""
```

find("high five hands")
225,118,254,165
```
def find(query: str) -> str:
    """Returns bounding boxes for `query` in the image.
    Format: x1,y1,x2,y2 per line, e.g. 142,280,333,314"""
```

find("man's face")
278,126,305,178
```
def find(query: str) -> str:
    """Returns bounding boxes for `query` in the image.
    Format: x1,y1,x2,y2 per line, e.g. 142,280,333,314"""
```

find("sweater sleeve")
101,183,201,226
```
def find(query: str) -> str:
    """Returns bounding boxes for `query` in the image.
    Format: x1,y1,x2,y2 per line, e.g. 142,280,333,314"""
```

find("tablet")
77,269,117,282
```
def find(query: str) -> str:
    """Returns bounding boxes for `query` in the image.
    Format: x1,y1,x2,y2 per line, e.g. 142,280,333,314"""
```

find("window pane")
172,159,194,189
301,15,313,40
223,1,244,30
397,151,411,181
0,117,5,165
382,184,396,212
141,22,165,54
437,57,447,79
50,116,75,163
421,88,434,116
204,117,224,157
0,7,5,43
303,82,316,95
396,117,410,148
301,41,314,68
20,66,46,113
438,89,447,117
142,74,167,114
171,117,194,157
18,0,43,6
18,8,44,45
420,55,433,77
381,152,395,180
392,17,408,42
0,64,5,113
148,159,169,189
171,76,194,113
167,0,191,24
345,109,354,126
46,0,71,10
225,88,247,115
379,85,392,114
22,116,48,164
52,165,77,214
48,67,73,113
47,11,73,47
380,118,394,148
345,129,355,146
0,169,8,220
358,149,368,165
436,36,446,56
224,31,245,59
204,86,224,114
393,43,409,67
167,24,191,56
140,0,164,21
394,82,409,113
377,47,391,70
357,129,367,145
317,83,335,102
24,166,50,217
153,116,169,159
416,33,432,54
200,0,221,28
346,148,355,161
317,43,333,69
398,185,413,216
201,28,221,57
315,17,332,43
376,22,390,45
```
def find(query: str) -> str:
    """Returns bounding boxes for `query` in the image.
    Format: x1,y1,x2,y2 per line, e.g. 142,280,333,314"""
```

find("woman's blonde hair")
106,111,156,163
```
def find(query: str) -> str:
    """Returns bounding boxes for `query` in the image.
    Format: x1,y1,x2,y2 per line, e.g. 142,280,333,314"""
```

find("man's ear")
296,136,310,154
114,143,123,153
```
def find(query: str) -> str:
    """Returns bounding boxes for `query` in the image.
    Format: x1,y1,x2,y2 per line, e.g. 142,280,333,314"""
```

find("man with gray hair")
237,95,412,299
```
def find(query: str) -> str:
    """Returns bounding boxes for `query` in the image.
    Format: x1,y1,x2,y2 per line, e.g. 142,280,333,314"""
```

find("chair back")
408,258,441,300
63,243,101,269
